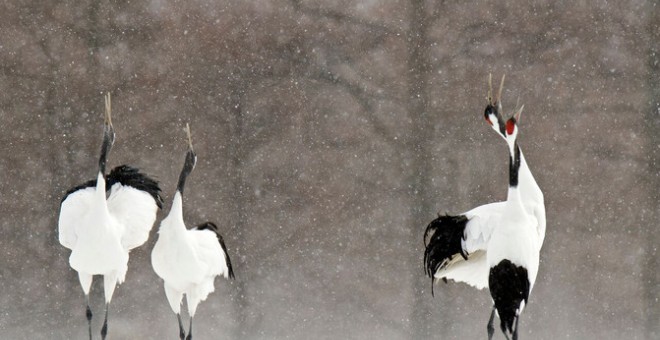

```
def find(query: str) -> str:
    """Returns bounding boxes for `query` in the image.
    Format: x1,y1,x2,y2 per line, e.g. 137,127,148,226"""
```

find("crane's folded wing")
107,183,160,250
190,228,232,279
106,165,162,250
58,186,97,249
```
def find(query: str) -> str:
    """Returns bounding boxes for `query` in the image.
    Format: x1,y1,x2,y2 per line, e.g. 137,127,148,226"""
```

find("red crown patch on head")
506,119,516,135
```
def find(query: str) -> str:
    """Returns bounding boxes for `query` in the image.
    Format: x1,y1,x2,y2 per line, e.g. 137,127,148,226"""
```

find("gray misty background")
0,1,658,339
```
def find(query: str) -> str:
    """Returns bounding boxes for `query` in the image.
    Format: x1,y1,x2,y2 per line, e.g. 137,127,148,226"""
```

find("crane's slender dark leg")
487,306,496,340
185,317,193,340
100,303,109,340
512,315,520,340
177,314,186,340
86,295,93,340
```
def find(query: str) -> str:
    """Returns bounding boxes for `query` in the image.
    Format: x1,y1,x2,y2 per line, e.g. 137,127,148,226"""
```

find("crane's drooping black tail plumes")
488,259,530,340
423,214,469,294
196,222,235,279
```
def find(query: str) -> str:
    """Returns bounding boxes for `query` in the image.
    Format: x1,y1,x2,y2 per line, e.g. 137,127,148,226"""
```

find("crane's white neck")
94,171,110,216
159,191,187,235
171,191,184,218
517,150,540,192
95,171,106,199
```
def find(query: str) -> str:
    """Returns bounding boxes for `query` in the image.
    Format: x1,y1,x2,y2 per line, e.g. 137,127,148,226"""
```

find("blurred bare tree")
643,1,659,338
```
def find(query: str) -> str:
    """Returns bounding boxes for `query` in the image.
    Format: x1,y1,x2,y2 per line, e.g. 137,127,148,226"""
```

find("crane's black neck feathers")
497,120,506,137
195,222,235,279
98,126,114,175
177,150,196,195
61,179,98,203
107,165,164,208
489,259,530,336
509,142,521,187
423,214,469,295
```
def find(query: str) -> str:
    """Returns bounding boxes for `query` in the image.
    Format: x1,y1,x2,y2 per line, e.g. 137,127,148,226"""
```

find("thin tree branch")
290,0,403,37
305,66,400,147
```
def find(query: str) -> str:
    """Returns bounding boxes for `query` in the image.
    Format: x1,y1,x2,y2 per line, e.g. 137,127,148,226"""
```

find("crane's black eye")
484,105,496,124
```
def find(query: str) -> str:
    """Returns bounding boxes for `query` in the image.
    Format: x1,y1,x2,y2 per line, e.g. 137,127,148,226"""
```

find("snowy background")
1,0,658,339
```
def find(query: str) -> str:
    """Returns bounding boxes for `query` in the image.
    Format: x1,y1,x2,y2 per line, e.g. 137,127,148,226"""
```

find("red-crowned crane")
58,93,163,340
424,77,543,339
151,124,234,340
485,107,540,340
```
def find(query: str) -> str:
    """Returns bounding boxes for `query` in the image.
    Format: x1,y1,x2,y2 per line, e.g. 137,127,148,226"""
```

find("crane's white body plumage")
151,192,231,316
486,189,540,289
434,189,545,289
58,173,158,284
515,152,545,248
59,173,127,284
59,171,160,300
57,94,163,340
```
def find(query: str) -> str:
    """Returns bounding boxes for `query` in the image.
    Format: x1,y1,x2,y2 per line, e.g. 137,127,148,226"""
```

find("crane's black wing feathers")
61,179,97,204
61,165,162,209
423,214,469,278
196,222,235,279
423,214,470,295
107,165,164,209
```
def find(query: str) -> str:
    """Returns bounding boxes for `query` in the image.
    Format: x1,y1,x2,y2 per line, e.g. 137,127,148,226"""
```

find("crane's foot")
512,315,520,340
177,314,186,340
185,317,193,340
86,296,93,340
487,306,495,340
100,304,109,340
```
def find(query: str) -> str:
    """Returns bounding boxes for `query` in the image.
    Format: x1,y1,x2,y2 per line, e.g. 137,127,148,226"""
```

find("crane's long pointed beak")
185,123,194,152
487,73,493,105
104,92,113,128
496,74,505,110
514,105,524,122
487,74,506,108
